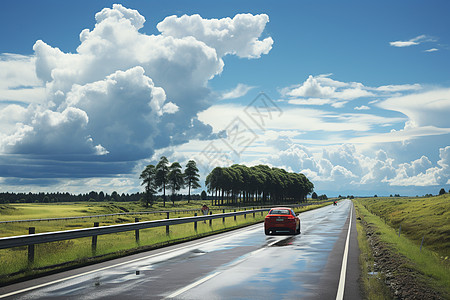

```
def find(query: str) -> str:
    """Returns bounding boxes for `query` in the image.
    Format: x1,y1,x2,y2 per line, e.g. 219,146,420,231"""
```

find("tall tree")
156,156,169,207
184,160,201,203
205,167,223,205
205,163,313,206
140,164,157,207
168,162,185,206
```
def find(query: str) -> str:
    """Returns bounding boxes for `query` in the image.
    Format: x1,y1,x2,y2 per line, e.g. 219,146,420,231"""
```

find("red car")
264,207,300,235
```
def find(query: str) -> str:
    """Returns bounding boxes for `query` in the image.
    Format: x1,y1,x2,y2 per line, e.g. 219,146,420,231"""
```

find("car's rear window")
269,209,290,215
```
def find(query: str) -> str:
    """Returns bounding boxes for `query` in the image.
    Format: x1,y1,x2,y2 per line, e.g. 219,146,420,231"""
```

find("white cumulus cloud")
0,4,273,180
284,75,374,107
157,13,273,58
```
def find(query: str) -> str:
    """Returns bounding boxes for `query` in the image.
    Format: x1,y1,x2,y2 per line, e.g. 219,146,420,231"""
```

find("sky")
0,0,449,197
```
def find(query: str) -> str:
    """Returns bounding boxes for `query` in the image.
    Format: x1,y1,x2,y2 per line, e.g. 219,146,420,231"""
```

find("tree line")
0,191,144,204
140,156,200,207
205,164,314,206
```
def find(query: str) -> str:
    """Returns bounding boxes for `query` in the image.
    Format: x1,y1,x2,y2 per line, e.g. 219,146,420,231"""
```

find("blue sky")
1,0,449,196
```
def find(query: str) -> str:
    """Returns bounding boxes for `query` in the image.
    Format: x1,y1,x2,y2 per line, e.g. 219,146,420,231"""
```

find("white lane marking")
0,225,260,299
165,237,283,299
336,203,352,300
165,271,221,299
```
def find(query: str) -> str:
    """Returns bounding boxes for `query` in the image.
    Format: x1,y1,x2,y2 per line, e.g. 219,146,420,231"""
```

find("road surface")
0,199,361,299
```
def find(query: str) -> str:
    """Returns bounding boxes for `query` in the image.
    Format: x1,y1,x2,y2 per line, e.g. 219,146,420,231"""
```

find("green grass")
0,201,330,285
354,197,450,298
359,194,450,257
354,202,396,300
0,201,204,221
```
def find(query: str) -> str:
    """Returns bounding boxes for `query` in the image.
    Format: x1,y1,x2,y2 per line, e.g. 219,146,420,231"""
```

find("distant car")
264,207,300,235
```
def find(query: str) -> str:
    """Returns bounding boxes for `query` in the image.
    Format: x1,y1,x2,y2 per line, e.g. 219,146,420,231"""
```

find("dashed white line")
165,237,282,298
165,271,221,299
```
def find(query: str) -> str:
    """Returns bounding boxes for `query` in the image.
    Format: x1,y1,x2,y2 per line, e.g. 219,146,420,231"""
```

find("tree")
439,188,446,195
168,162,185,206
318,194,328,200
205,163,313,206
201,190,207,200
111,191,119,201
311,192,318,200
140,164,157,207
205,167,223,205
184,160,201,203
156,156,169,207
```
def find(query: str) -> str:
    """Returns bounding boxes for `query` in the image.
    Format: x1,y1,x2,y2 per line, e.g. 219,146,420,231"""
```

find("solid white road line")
0,225,260,299
336,203,353,300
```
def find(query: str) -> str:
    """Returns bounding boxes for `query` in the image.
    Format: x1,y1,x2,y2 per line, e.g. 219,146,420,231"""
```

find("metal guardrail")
0,205,268,224
0,200,335,250
0,209,269,250
0,201,333,224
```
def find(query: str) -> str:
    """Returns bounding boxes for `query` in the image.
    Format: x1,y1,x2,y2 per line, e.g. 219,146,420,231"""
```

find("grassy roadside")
354,203,391,300
0,201,330,286
353,197,449,299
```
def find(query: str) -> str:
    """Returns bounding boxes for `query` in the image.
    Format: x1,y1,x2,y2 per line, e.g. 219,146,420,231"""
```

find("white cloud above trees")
0,4,273,181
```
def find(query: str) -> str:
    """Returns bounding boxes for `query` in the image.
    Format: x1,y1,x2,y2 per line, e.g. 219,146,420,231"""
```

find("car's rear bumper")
264,223,297,234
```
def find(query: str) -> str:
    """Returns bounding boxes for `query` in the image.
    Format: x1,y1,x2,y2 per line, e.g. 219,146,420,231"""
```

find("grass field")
0,200,330,285
0,201,227,238
0,200,209,222
358,194,449,257
354,195,450,298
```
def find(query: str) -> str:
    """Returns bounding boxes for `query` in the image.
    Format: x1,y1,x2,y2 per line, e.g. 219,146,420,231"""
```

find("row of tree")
205,164,314,205
311,192,328,200
140,156,201,207
0,191,144,204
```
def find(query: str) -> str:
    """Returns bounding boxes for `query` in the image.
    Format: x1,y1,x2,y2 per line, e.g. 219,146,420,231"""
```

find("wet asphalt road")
0,199,361,299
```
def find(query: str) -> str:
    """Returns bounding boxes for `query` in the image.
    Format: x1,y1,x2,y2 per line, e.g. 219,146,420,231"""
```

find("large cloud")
386,146,450,186
264,141,449,193
377,88,450,128
0,5,273,181
157,13,273,58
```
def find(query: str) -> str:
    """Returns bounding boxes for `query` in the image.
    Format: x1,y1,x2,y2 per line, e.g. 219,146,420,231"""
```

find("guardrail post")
28,227,35,265
135,218,140,243
234,210,236,221
244,208,246,219
222,209,225,223
253,207,255,218
420,236,425,251
194,213,197,231
92,222,99,255
398,225,401,237
166,212,170,236
209,211,212,227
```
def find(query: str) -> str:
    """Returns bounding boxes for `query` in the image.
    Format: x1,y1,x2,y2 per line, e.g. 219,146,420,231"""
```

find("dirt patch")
364,221,445,300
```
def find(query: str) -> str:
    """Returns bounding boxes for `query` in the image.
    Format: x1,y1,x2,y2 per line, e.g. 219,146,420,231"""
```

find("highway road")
0,199,361,299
